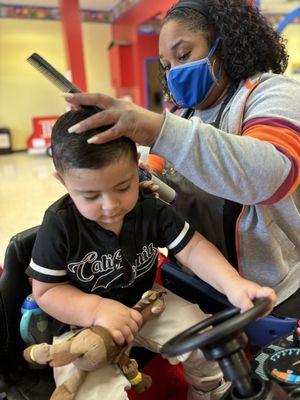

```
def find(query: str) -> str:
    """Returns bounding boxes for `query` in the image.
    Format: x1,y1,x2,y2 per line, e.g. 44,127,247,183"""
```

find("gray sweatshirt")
152,73,300,304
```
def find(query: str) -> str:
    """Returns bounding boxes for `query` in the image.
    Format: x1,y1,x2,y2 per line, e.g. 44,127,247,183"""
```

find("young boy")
26,109,276,400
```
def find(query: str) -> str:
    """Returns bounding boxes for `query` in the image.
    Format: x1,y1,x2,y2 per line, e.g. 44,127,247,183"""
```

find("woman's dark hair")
51,109,138,174
160,0,289,100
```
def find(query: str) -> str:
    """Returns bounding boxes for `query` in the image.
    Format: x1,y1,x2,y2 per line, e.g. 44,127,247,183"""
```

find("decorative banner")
110,0,141,20
266,14,286,26
81,9,112,23
139,17,162,34
0,4,112,22
265,13,300,27
0,5,59,20
0,3,299,25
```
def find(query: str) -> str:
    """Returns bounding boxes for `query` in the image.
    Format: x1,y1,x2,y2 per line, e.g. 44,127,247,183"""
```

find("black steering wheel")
162,298,271,357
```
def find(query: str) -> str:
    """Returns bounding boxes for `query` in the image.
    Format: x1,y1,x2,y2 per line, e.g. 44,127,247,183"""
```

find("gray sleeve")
152,100,295,205
244,74,300,126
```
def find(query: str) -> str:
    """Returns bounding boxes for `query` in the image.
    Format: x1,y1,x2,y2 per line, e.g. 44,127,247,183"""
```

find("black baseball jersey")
26,193,194,308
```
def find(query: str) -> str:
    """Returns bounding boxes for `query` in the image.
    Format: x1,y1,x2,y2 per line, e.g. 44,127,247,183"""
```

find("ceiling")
3,0,123,11
3,0,300,13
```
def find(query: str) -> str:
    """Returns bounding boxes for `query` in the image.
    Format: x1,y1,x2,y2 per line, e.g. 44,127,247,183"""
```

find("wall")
0,19,113,150
137,33,159,107
284,24,300,82
112,0,174,106
83,23,114,94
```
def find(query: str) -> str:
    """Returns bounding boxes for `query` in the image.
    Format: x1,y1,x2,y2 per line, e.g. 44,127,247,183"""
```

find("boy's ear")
53,171,65,186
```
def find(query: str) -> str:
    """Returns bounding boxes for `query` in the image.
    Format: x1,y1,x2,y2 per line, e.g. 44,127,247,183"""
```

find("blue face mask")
167,37,221,108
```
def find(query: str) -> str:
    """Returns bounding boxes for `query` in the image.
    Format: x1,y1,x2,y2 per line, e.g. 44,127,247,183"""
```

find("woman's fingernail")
68,123,81,133
61,92,74,99
87,135,98,144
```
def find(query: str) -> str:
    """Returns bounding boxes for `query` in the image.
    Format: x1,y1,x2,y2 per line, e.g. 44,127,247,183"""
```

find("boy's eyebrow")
75,178,132,194
113,178,131,188
74,189,99,194
75,189,99,194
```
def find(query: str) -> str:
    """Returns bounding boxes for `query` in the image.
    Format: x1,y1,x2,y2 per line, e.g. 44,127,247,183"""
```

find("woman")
64,0,300,306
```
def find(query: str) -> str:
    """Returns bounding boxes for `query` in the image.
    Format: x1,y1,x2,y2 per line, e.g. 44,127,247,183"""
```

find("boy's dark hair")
51,109,138,174
160,0,289,101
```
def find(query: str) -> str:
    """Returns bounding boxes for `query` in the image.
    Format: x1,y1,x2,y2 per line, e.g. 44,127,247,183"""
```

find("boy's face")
58,155,139,229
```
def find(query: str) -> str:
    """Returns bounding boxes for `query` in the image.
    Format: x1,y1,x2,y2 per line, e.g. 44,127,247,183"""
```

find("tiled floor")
0,152,66,265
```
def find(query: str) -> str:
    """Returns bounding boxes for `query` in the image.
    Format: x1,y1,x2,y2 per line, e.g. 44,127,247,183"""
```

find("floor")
0,152,66,265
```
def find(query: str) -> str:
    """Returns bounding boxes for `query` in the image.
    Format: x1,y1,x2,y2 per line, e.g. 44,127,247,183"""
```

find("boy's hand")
93,298,143,346
226,279,276,314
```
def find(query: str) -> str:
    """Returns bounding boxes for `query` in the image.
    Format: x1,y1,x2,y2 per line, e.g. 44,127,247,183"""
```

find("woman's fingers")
63,91,165,146
138,161,151,172
68,110,118,134
63,92,115,109
139,180,159,194
85,112,139,144
87,126,121,144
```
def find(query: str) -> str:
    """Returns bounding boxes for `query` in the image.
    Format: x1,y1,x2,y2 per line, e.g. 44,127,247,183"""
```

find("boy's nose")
101,194,119,211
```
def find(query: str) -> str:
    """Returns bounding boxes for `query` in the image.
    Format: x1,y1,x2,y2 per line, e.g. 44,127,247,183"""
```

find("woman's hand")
139,161,160,197
63,92,165,147
139,180,160,197
226,279,277,314
92,297,143,346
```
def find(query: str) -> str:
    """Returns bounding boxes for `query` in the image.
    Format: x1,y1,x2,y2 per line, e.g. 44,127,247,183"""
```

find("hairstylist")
64,0,300,306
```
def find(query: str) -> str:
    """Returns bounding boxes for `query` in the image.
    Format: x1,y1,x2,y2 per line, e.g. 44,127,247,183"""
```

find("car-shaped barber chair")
0,227,186,400
0,227,298,400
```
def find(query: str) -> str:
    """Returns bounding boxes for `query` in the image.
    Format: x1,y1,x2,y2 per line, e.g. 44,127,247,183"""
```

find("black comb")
26,53,102,115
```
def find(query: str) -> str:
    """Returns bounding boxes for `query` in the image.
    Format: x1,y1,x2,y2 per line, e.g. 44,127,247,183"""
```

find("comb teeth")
26,53,103,116
27,53,80,93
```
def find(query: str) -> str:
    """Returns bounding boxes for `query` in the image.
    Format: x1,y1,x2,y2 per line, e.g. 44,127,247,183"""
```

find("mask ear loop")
207,37,221,59
209,37,222,84
211,59,223,84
